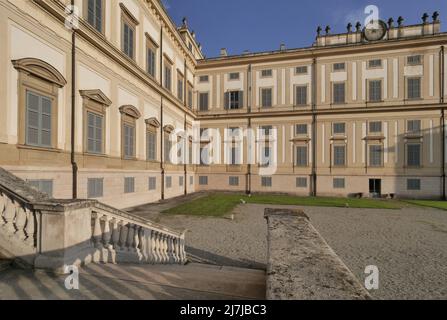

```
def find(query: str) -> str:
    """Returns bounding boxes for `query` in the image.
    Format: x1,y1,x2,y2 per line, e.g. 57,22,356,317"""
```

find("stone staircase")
0,253,11,272
0,261,266,300
0,167,187,272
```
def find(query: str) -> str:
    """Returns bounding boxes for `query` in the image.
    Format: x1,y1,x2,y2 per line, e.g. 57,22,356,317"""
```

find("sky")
161,0,447,58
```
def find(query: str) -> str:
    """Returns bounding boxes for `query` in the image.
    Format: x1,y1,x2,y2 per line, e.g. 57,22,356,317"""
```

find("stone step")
81,262,266,299
0,259,12,272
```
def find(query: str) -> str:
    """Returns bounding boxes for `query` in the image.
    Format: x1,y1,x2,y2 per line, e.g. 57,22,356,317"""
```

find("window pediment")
145,117,160,128
80,89,112,106
119,105,141,119
12,58,67,88
163,124,175,133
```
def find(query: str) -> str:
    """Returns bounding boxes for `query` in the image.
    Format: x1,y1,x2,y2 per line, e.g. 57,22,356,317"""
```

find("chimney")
280,43,286,51
220,48,228,57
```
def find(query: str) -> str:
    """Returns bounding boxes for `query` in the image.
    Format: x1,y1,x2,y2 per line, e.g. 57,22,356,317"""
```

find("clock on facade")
363,20,388,41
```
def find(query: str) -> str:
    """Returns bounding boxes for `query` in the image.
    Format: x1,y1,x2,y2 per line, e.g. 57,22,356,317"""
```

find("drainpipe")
70,0,78,199
311,57,317,197
160,26,164,200
246,64,252,195
183,60,187,195
441,45,445,200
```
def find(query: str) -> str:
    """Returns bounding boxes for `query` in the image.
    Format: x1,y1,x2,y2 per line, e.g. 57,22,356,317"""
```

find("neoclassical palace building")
0,0,446,209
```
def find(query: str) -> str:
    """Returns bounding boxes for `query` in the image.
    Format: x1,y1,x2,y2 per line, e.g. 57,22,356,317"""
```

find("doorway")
369,179,381,198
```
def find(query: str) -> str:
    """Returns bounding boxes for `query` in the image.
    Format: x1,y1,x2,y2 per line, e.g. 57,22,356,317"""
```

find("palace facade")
0,0,446,209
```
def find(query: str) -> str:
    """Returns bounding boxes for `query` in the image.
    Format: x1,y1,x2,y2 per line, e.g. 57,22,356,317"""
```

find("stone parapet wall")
264,208,371,300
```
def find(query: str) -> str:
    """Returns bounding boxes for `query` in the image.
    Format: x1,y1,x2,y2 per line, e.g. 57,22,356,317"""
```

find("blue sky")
162,0,446,58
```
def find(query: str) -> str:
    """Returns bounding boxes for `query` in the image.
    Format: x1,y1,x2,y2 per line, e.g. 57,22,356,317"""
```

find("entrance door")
369,179,381,198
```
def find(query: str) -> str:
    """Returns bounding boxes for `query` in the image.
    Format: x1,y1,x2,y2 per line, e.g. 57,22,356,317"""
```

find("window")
369,145,383,167
369,80,382,102
407,55,422,66
187,85,193,109
199,92,209,111
333,123,346,135
296,146,308,167
123,124,135,159
199,176,208,185
199,75,209,82
179,176,184,187
261,88,272,108
333,63,345,71
369,121,382,134
147,46,156,77
333,145,346,166
261,146,271,166
166,176,172,188
121,5,137,60
333,83,345,104
229,176,239,186
296,124,308,135
296,177,307,188
295,85,307,106
85,0,104,33
148,177,156,190
407,144,421,167
26,91,52,148
295,66,308,74
407,77,421,99
28,180,53,198
164,132,172,163
260,125,273,136
407,179,421,191
368,59,382,68
229,72,240,80
177,72,184,101
87,112,103,154
147,131,157,161
164,63,172,91
333,178,345,189
230,146,239,165
407,120,421,135
124,177,135,193
87,178,103,198
261,177,272,187
261,69,273,77
225,91,243,109
120,105,140,159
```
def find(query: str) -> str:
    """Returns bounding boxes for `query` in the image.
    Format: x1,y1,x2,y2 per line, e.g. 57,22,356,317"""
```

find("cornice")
32,0,196,118
197,33,447,69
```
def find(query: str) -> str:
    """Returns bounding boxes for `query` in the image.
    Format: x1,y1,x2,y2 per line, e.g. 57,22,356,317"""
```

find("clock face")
364,20,387,41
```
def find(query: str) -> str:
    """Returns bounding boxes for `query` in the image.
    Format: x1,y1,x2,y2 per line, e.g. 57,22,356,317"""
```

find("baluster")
146,229,154,263
173,237,180,263
25,209,36,246
14,205,27,240
110,218,119,264
92,212,102,248
102,215,112,263
119,222,128,251
138,227,146,262
154,232,161,263
133,225,141,259
162,234,168,264
167,236,175,263
0,192,6,225
3,198,17,234
126,223,135,252
180,232,187,264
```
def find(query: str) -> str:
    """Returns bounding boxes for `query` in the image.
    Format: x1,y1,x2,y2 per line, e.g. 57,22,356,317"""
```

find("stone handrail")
264,208,371,300
0,167,186,271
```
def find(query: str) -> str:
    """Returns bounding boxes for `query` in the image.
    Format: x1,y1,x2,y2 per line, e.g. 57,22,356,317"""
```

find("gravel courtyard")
152,204,447,300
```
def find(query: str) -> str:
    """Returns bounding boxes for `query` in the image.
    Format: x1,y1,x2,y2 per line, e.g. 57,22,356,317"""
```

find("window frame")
332,82,346,104
260,69,273,78
124,177,135,194
406,143,422,167
84,0,105,34
177,70,184,102
198,92,209,111
295,84,308,106
333,62,346,72
368,79,383,102
407,77,422,100
295,66,308,75
260,87,273,108
295,145,309,167
145,34,158,78
87,177,104,198
120,105,141,160
120,4,138,61
368,144,384,167
228,72,240,81
333,144,347,167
